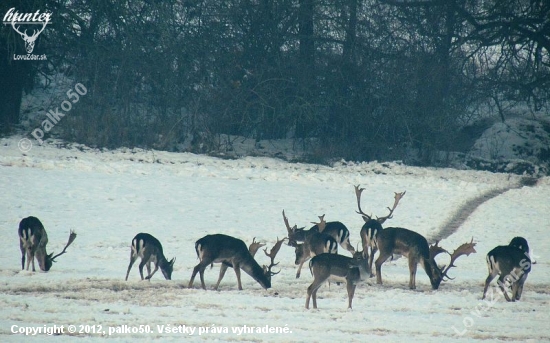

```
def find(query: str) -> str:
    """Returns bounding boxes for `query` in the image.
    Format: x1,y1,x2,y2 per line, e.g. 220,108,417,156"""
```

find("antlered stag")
375,227,476,290
18,216,76,272
188,234,282,290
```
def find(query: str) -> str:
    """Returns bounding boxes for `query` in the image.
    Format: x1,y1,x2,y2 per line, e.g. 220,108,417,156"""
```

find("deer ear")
170,257,176,265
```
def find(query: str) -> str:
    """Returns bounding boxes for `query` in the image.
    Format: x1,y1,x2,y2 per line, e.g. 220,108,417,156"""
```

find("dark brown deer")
283,211,338,278
375,227,476,290
188,234,281,290
125,233,175,281
354,185,406,275
18,216,77,272
306,252,368,309
482,237,531,302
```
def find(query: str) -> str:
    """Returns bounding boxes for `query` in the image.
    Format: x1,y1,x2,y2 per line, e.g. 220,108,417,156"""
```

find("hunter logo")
3,7,51,59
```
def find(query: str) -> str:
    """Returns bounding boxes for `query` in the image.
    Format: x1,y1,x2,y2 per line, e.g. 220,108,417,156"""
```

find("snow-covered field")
1,136,549,342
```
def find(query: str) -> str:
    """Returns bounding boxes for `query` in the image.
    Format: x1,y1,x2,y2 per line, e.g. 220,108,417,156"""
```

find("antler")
263,237,286,276
50,231,77,261
248,237,266,257
441,238,477,280
11,20,47,40
282,210,298,246
354,185,372,220
376,191,406,224
311,214,326,233
429,240,448,261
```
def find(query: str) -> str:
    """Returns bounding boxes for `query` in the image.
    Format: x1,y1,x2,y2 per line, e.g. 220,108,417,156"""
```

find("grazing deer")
355,185,406,275
18,216,77,272
125,233,175,281
375,227,476,290
188,234,281,290
482,237,531,302
289,214,355,254
306,252,368,309
283,211,338,278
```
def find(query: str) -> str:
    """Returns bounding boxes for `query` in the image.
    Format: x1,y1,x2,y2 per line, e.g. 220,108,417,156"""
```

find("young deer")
18,216,77,272
125,233,175,281
188,234,281,290
306,252,368,309
283,211,338,278
354,185,406,275
289,214,355,254
482,237,531,302
375,227,476,290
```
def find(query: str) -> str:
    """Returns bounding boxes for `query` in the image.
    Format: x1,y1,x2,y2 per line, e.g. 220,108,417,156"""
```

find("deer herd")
18,185,532,310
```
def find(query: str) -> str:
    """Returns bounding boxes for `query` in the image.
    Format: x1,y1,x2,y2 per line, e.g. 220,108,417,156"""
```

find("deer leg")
233,265,244,290
306,280,324,309
375,252,392,285
497,276,512,302
20,246,26,270
214,264,229,290
28,249,36,272
125,253,138,281
145,261,152,278
515,277,526,301
296,260,306,279
189,258,211,289
369,246,378,277
408,258,417,290
138,260,147,280
481,272,497,300
346,283,356,309
145,262,159,280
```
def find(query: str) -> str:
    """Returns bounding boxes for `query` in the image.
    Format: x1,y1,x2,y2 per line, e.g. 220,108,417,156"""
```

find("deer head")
11,20,48,54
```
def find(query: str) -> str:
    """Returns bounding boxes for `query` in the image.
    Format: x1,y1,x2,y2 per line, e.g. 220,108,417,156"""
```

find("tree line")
1,0,548,164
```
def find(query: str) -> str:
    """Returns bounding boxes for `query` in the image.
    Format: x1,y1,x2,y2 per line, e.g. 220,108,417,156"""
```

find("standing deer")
288,214,355,254
482,237,531,302
306,252,368,309
355,185,406,275
188,234,281,290
283,211,338,278
18,216,77,272
125,233,175,281
375,227,476,290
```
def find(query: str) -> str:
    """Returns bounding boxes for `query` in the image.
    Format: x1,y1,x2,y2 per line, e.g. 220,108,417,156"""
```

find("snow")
1,136,549,342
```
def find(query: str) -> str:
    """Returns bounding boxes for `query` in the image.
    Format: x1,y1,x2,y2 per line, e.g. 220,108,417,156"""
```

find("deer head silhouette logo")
11,19,48,54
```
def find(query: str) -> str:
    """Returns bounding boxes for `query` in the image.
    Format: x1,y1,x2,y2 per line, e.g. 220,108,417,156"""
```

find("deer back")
376,227,430,260
487,245,531,276
133,233,168,261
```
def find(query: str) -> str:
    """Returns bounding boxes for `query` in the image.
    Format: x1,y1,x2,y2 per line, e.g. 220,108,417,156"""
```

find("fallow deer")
375,227,476,290
283,211,338,278
18,216,77,272
125,233,175,281
288,214,355,254
188,234,281,290
482,237,531,302
306,252,368,309
354,185,406,275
